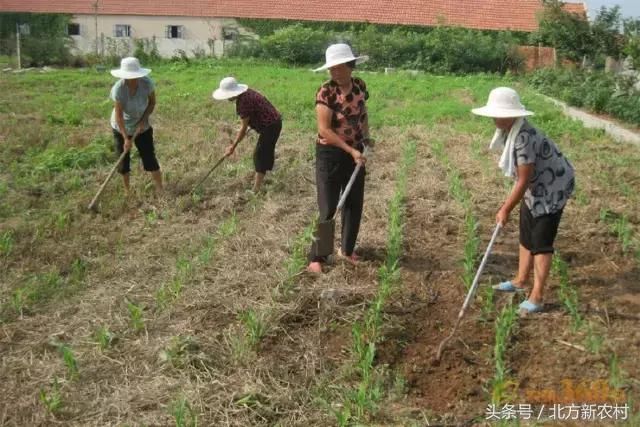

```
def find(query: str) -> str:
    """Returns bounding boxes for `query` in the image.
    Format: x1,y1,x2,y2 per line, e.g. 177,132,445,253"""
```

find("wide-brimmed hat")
212,77,249,100
313,43,369,72
472,87,534,118
110,57,151,79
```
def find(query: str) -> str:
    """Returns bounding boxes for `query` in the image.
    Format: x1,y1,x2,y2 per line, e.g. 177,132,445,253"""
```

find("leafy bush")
260,24,331,65
230,23,522,74
529,68,640,126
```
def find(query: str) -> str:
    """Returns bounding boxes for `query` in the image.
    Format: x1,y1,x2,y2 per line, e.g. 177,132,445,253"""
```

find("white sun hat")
212,77,249,100
110,57,151,79
471,87,534,118
313,43,369,72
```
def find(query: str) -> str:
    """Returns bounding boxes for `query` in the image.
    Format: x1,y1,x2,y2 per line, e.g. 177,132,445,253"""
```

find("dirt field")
1,62,639,426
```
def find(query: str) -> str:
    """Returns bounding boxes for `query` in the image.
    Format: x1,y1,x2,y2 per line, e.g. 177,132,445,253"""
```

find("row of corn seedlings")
431,139,480,291
600,209,639,263
2,258,88,320
332,139,417,425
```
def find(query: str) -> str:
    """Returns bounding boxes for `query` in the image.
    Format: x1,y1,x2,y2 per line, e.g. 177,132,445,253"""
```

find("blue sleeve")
145,77,155,94
110,81,124,103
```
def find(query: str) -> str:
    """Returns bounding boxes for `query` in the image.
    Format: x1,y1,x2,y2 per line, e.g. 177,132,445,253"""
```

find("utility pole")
16,22,21,70
94,0,99,56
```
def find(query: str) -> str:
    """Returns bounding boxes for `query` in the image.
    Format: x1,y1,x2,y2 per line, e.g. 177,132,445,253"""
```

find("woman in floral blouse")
307,44,372,274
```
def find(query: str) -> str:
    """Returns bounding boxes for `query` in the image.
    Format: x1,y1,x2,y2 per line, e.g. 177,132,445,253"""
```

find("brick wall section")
0,0,587,33
517,45,557,71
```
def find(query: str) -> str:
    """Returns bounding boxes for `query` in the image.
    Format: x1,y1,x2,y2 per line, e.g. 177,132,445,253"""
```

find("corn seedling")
39,378,63,414
601,209,637,255
0,230,14,256
240,309,267,349
197,235,215,265
552,255,583,331
491,303,517,404
583,322,604,355
59,344,79,379
69,258,87,285
94,326,115,350
339,139,416,423
126,300,145,332
609,353,626,389
160,336,200,369
480,281,495,322
54,211,70,232
218,214,238,238
280,218,317,290
170,396,198,427
145,210,158,225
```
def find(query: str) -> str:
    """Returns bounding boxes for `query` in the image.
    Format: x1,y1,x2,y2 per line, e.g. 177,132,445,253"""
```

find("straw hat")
110,57,151,79
471,87,534,118
313,43,369,72
212,77,249,100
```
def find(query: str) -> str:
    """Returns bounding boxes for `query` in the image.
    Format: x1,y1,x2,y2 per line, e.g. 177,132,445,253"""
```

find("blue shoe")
519,300,544,314
493,281,526,292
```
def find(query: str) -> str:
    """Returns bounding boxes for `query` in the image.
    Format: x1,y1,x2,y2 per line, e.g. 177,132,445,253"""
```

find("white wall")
68,15,240,58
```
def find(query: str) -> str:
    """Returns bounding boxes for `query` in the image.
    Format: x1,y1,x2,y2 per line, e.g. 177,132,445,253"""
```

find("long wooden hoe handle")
191,154,228,194
434,223,502,362
87,150,128,211
336,146,370,213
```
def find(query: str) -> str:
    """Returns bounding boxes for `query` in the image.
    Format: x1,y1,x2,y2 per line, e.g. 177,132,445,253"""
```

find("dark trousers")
254,120,282,173
308,144,365,262
112,127,159,174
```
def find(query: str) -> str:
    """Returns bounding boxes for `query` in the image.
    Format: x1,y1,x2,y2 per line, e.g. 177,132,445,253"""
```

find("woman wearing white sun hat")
307,43,373,274
472,87,575,315
212,77,282,193
109,57,162,193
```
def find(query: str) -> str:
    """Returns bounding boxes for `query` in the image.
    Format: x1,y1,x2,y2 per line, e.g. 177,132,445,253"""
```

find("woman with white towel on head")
472,87,575,315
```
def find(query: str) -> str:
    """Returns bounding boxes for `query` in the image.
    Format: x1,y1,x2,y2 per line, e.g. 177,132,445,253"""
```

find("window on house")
223,27,238,41
166,25,184,39
114,24,131,38
17,23,30,35
68,23,80,36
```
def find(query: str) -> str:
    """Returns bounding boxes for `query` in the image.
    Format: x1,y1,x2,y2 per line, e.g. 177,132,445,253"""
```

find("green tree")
590,6,624,59
531,0,593,62
0,12,72,66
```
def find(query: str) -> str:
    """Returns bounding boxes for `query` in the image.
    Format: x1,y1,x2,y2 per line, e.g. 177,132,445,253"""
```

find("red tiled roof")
0,0,587,32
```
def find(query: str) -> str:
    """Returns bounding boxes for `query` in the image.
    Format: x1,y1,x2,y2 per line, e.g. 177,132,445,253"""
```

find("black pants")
308,144,365,262
519,201,563,255
254,120,282,174
113,127,160,174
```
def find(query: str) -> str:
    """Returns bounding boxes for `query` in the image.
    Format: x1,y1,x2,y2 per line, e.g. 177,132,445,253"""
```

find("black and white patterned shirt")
514,120,576,217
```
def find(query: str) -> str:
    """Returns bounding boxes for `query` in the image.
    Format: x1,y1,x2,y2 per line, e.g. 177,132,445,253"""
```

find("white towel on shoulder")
488,117,525,178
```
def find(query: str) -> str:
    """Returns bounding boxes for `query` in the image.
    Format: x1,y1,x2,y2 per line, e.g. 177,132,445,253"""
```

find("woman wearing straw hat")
110,57,162,194
212,77,282,193
307,43,372,274
472,87,575,315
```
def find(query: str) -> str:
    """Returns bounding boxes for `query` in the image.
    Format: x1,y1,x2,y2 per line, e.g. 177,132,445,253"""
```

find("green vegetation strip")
431,139,480,291
332,138,417,425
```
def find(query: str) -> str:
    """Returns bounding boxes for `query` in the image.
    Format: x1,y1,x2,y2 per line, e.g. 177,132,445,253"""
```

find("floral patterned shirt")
236,89,281,133
315,77,369,147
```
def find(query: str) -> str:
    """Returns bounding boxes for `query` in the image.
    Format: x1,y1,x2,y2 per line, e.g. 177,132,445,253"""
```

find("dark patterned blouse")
515,120,576,217
236,89,281,133
315,77,369,147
